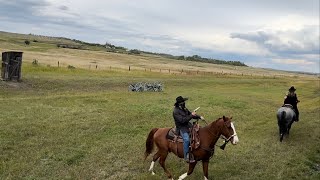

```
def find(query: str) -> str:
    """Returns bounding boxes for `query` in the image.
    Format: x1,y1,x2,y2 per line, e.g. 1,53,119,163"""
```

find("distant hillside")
0,31,247,67
1,31,318,78
64,38,248,66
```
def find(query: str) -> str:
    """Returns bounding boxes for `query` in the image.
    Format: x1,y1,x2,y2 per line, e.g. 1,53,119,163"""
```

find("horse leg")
287,121,294,135
279,127,284,142
279,122,285,142
158,151,173,179
148,151,161,175
280,133,284,142
178,161,198,180
202,160,209,180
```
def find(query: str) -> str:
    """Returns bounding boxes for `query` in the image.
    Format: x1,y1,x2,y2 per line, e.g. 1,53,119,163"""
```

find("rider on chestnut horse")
173,96,203,163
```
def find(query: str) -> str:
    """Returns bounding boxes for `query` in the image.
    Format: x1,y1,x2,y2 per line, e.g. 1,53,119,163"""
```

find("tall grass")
0,64,319,179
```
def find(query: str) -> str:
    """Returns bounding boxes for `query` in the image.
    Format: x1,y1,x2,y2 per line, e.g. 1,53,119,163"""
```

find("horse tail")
278,110,286,128
144,128,158,160
280,111,286,122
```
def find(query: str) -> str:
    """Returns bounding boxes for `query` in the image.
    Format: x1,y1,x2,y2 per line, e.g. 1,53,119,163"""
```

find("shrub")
25,40,30,45
67,65,76,69
32,59,38,66
129,49,141,55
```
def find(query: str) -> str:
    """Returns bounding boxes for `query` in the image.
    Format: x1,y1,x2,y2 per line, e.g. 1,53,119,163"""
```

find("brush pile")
128,82,163,92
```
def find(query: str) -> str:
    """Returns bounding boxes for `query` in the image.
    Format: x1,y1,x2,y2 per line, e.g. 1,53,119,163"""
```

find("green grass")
0,63,319,179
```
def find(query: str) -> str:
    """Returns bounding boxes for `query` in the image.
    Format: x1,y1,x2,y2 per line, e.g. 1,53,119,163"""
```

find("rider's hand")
191,112,196,116
200,116,204,120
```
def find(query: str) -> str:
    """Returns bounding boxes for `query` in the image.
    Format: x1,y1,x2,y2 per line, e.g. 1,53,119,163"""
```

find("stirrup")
186,153,195,163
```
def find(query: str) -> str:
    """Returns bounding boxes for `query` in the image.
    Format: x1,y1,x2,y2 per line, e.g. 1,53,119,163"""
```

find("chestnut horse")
144,116,239,180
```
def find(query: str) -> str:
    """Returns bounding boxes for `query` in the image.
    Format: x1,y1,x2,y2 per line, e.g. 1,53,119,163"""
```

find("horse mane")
201,117,224,134
207,117,224,128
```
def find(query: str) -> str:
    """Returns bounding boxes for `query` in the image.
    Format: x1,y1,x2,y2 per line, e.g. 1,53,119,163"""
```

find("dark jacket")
284,93,298,108
173,106,200,134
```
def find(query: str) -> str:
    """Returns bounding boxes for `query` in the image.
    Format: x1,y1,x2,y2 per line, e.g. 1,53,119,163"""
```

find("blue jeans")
180,130,190,159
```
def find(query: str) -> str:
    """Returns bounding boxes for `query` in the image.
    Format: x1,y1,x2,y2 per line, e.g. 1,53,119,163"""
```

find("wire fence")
44,61,312,79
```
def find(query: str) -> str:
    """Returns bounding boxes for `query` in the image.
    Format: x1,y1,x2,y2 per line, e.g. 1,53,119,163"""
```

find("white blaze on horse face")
231,122,239,144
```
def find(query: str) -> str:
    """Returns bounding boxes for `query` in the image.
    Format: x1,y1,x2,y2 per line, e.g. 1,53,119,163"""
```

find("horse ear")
230,116,233,120
223,116,226,121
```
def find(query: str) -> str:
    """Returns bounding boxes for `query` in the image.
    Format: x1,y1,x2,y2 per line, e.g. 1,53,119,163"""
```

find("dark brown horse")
144,116,239,180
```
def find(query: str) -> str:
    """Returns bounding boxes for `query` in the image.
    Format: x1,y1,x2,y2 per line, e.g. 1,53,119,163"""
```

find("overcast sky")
0,0,319,73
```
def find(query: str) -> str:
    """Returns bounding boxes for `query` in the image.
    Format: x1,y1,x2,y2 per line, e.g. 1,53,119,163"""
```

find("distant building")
1,51,23,81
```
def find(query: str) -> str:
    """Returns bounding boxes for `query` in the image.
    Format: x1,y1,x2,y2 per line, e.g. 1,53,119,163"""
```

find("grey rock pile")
129,82,163,92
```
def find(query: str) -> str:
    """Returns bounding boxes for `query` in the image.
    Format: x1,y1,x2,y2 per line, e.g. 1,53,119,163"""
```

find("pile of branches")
129,82,163,92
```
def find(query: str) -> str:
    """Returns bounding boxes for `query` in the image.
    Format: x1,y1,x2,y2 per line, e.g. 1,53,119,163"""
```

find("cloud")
0,0,319,73
272,58,315,65
230,25,319,56
58,5,68,11
0,0,50,22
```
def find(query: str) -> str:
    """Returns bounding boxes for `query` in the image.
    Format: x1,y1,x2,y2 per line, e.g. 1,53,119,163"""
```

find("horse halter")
219,132,237,150
219,122,238,150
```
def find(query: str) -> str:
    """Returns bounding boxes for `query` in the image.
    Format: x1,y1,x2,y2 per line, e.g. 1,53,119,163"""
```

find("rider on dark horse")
173,96,202,163
283,86,300,121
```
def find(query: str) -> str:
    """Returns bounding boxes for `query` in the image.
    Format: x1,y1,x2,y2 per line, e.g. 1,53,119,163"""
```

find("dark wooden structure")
1,51,23,81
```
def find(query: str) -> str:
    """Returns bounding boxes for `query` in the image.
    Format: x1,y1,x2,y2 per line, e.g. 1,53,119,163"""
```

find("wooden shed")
1,51,23,81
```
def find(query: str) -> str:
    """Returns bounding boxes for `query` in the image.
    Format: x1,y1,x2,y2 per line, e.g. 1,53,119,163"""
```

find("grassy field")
0,31,319,179
0,63,319,180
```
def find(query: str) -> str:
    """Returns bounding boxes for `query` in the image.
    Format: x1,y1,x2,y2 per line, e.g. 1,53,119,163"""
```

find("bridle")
203,119,237,150
218,132,237,150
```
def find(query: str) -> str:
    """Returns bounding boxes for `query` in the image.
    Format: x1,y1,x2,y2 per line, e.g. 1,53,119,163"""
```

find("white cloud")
231,24,319,55
261,14,319,31
272,58,316,65
0,0,319,73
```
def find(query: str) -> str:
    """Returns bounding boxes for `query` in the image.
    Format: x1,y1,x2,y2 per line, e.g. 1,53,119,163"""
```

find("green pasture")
0,64,319,179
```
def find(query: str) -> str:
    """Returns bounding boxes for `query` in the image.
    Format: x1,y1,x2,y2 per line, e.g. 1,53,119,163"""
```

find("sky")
0,0,319,73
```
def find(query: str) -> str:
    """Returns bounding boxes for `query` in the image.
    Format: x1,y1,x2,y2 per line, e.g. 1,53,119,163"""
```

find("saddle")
283,104,293,109
166,123,201,150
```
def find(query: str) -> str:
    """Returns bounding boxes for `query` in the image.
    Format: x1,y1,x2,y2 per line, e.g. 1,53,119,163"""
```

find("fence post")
129,66,131,71
58,61,59,67
96,65,98,69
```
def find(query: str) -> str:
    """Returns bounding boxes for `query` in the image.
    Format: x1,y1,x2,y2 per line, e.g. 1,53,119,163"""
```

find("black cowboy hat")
289,86,296,91
175,96,188,104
